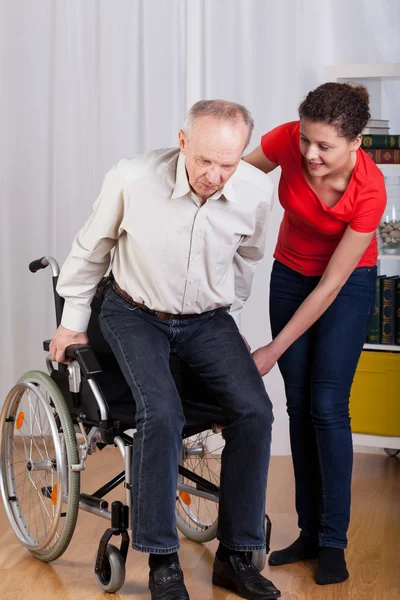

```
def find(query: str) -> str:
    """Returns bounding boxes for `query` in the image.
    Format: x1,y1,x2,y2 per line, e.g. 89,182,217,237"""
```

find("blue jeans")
269,260,376,549
99,285,273,553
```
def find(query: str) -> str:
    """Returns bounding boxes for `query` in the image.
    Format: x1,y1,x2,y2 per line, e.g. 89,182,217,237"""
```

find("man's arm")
230,200,272,328
50,162,126,362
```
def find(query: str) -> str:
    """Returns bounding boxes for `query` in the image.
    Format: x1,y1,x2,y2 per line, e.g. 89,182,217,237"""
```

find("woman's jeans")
99,285,273,553
270,260,376,549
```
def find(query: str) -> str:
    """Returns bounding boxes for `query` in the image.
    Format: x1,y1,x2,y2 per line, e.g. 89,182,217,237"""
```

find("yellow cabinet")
350,351,400,437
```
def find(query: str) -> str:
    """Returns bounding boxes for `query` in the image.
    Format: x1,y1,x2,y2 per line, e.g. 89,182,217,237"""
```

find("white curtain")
1,0,400,454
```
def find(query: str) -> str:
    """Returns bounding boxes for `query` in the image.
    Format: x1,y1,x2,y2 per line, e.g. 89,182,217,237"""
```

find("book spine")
381,277,396,345
361,135,400,150
396,278,400,345
367,277,381,343
364,149,400,164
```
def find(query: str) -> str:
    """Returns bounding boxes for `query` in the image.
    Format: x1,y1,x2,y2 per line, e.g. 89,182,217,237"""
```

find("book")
396,278,400,345
367,119,390,128
367,275,385,343
380,276,397,344
361,135,400,150
364,149,400,164
363,127,390,135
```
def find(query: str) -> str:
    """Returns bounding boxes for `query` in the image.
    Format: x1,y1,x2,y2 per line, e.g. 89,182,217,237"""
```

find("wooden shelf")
363,343,400,352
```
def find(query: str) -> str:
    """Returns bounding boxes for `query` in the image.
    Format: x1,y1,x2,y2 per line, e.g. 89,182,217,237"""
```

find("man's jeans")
99,285,273,553
270,260,376,549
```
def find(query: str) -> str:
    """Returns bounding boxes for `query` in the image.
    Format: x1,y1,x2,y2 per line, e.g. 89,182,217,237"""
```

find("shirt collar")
171,152,237,203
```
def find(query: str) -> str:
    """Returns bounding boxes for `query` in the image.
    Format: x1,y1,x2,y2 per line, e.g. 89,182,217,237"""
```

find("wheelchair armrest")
43,340,102,377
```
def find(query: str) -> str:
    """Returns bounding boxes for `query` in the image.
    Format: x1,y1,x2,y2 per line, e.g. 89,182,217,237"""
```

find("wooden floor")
0,450,399,600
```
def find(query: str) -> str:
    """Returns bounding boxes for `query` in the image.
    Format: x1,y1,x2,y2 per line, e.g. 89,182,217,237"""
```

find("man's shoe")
212,554,281,600
148,562,190,600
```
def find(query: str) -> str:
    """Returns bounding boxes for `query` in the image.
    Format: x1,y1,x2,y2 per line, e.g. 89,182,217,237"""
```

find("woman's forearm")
271,282,339,356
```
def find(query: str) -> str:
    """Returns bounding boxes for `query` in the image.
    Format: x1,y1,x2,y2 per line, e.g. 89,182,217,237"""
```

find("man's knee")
136,399,185,437
241,394,274,436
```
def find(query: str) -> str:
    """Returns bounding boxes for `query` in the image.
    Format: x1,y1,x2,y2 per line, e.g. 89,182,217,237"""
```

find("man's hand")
49,325,89,363
252,342,280,377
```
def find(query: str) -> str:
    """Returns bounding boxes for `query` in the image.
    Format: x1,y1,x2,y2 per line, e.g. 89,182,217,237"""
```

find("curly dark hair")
298,82,370,140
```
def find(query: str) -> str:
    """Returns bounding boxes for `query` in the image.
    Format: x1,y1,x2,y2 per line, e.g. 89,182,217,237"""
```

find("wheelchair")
0,256,270,593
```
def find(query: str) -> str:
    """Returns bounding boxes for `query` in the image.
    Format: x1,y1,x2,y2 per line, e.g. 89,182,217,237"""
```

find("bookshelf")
326,64,400,453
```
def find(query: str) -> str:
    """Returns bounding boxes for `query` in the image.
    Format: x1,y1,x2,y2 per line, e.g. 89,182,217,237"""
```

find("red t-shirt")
261,121,387,276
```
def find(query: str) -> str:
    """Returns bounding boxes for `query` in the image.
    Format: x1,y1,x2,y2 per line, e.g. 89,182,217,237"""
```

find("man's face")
178,116,248,202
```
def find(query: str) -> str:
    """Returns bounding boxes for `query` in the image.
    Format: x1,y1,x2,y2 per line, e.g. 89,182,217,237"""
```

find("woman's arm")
243,146,278,174
252,226,376,376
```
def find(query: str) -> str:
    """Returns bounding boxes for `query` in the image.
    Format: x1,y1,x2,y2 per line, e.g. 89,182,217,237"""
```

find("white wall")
1,0,400,455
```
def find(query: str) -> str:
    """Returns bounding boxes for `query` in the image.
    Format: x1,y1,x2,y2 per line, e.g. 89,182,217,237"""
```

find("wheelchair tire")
0,370,80,562
176,428,221,543
94,544,126,593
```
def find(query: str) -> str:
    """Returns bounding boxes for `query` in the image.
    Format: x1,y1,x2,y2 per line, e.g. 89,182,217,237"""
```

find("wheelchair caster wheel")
384,448,400,457
94,544,126,593
251,548,266,572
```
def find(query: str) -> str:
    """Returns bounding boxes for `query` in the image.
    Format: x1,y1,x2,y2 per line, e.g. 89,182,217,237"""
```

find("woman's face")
299,118,361,177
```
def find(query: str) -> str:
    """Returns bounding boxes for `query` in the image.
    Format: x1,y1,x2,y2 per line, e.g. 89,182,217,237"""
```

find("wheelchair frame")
0,256,270,593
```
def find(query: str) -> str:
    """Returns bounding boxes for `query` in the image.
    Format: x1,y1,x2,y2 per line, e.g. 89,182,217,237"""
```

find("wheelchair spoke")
176,428,221,537
10,442,26,463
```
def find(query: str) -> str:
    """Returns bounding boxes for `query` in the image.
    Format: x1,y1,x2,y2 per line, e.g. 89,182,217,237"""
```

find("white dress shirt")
57,149,273,332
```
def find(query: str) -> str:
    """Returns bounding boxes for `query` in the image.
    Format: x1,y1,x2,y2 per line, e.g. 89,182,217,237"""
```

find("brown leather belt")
113,281,201,321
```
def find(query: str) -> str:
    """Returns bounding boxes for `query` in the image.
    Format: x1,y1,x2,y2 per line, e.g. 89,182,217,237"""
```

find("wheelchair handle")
29,256,60,277
29,256,64,327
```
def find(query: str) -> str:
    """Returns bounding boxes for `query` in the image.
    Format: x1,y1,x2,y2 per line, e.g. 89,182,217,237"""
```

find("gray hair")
183,99,254,149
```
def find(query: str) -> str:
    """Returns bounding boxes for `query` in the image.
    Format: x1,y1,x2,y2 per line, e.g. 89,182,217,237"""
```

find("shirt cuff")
60,302,91,333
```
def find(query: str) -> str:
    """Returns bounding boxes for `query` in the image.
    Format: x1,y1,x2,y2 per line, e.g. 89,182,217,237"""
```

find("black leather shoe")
149,562,190,600
212,555,281,600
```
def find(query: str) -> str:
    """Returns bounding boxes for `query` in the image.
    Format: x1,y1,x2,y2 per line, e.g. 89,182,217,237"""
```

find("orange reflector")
16,412,24,430
179,491,191,506
51,484,58,506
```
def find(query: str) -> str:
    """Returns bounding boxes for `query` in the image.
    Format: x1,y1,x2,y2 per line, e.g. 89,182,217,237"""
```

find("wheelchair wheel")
176,428,223,543
94,544,126,593
0,370,80,561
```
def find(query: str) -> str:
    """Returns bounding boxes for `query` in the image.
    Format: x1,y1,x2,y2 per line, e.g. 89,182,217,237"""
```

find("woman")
244,82,386,585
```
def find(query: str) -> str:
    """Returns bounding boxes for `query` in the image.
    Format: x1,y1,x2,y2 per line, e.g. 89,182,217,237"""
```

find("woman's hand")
252,342,281,376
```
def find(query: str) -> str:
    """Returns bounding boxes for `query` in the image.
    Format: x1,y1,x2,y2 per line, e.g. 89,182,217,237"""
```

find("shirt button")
186,301,192,306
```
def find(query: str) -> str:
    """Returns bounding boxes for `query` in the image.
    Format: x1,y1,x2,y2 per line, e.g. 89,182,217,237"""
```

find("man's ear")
178,130,187,153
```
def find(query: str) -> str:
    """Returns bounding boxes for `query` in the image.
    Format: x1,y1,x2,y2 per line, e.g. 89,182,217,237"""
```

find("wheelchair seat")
46,289,228,441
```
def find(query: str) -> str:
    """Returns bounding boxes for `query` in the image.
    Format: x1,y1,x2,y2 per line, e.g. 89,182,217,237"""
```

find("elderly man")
50,100,280,600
